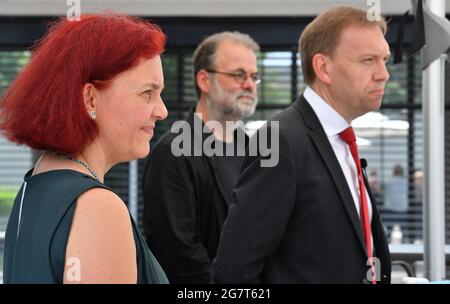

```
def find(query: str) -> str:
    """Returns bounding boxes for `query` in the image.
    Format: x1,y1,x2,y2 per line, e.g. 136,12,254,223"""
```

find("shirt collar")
303,86,349,136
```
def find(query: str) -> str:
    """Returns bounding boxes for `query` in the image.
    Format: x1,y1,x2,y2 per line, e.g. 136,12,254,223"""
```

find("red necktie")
339,127,376,284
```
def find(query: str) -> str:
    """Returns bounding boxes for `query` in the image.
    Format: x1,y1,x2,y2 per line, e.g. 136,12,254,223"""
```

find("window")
0,51,32,282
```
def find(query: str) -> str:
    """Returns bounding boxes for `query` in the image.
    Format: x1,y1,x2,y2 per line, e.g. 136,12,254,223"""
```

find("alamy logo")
366,257,381,282
367,0,381,22
170,115,280,167
66,0,81,21
65,256,81,282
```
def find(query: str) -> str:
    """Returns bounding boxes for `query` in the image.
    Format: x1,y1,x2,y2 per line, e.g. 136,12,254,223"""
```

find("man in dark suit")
142,32,260,283
212,6,392,284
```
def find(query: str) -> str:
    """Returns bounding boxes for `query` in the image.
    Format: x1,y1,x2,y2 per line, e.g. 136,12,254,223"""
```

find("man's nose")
374,61,389,82
241,75,257,91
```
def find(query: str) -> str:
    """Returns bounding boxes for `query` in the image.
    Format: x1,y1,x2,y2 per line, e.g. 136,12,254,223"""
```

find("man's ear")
82,83,97,114
196,70,211,94
311,53,332,85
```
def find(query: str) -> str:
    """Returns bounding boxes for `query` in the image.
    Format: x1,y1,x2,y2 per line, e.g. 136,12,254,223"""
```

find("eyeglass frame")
205,69,261,84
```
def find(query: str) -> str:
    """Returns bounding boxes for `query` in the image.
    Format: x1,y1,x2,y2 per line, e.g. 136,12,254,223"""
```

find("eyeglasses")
205,69,261,84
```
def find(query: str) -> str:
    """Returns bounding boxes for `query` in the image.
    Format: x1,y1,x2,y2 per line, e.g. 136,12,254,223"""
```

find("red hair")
0,14,166,155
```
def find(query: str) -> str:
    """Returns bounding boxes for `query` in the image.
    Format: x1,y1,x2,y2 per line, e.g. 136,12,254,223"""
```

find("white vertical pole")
128,160,139,221
423,0,446,282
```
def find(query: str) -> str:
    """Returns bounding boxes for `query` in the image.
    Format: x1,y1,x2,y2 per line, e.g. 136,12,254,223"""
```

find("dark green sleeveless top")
3,169,168,284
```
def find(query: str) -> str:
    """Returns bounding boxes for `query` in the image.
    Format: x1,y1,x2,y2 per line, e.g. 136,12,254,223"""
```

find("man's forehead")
337,26,389,56
216,41,254,58
214,45,257,72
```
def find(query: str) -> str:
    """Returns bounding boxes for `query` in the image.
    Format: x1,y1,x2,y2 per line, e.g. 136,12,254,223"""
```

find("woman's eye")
143,90,153,102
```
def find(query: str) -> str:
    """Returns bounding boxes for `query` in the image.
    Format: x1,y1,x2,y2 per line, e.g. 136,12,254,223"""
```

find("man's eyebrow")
359,52,391,59
231,69,257,74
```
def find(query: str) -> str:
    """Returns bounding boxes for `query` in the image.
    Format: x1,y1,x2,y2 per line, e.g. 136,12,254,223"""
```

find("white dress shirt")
303,86,373,224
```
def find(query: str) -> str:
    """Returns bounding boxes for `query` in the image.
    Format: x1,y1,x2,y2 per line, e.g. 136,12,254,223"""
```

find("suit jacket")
212,96,391,284
142,112,247,283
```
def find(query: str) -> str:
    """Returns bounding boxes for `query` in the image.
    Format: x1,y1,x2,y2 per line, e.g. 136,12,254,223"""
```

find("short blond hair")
299,6,387,85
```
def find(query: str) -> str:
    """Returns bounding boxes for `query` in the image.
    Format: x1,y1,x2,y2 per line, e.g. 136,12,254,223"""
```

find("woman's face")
94,56,167,163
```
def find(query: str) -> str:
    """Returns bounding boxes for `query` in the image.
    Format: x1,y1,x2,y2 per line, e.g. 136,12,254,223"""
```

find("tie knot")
339,127,356,145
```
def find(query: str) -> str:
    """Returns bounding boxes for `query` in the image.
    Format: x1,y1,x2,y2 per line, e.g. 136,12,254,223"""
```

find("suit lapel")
293,96,368,256
362,163,387,256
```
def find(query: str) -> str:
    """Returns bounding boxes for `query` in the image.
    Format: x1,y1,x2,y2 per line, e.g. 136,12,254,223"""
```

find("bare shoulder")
64,187,137,284
75,187,130,220
72,188,133,237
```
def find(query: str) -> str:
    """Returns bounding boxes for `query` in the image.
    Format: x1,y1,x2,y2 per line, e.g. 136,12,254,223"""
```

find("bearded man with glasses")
142,31,260,283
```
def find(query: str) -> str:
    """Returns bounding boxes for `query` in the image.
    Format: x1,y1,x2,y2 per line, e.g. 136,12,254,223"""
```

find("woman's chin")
138,146,151,159
128,145,151,161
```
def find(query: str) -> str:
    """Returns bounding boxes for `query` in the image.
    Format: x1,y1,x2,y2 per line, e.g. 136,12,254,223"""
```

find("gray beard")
206,79,258,122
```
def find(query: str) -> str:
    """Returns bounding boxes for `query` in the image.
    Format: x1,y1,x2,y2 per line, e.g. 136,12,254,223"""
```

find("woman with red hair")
0,14,168,283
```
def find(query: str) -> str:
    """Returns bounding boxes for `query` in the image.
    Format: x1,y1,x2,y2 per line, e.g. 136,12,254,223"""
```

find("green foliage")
0,51,31,96
0,187,16,216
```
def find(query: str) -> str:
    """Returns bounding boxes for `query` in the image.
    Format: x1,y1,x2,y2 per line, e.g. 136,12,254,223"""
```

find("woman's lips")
142,126,154,135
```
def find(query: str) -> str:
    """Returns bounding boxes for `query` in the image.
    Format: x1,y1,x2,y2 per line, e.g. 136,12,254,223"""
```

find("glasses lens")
234,72,261,84
234,72,247,83
251,73,261,83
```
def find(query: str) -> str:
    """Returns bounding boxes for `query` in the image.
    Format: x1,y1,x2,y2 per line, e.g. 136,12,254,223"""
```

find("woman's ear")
312,53,332,85
83,83,97,117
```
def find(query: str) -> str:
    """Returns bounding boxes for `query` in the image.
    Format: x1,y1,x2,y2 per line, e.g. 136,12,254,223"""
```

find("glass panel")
0,51,32,282
259,51,292,105
357,109,423,244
